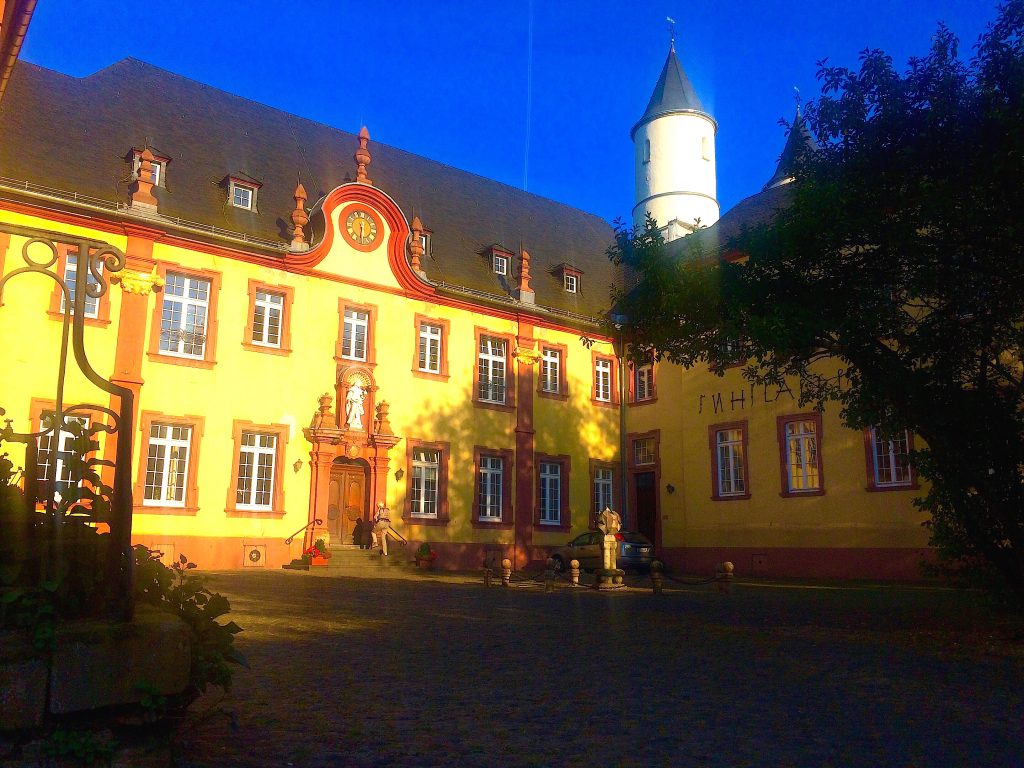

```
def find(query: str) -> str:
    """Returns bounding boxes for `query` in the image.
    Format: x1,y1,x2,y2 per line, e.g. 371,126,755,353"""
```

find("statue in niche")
345,380,365,430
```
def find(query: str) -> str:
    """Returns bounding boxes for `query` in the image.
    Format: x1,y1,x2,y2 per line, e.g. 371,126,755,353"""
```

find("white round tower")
632,43,719,240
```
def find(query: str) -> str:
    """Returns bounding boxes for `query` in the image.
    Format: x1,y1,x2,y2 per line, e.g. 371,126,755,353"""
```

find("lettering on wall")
696,369,848,414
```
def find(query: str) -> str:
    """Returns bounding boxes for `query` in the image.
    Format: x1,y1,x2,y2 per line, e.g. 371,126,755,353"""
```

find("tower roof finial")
667,16,676,50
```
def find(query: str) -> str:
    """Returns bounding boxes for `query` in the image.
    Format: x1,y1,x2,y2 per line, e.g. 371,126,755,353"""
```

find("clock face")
345,209,379,246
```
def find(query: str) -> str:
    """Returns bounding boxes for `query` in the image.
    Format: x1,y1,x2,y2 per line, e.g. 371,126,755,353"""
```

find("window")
342,308,369,361
418,321,442,373
594,358,612,402
410,448,440,518
230,181,255,210
493,253,508,275
634,363,654,402
564,273,578,293
36,413,89,501
235,431,277,509
404,440,449,524
478,335,507,404
143,423,192,507
867,427,913,489
593,467,614,515
251,290,283,347
541,348,561,393
478,455,503,521
634,437,656,466
61,253,101,318
643,138,651,164
539,462,561,525
778,414,824,496
702,135,712,161
710,422,749,500
159,272,210,359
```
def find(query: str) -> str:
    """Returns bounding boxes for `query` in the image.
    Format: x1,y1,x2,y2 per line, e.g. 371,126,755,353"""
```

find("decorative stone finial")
516,248,535,304
291,181,309,252
374,400,393,435
409,215,424,273
129,147,159,211
355,126,372,185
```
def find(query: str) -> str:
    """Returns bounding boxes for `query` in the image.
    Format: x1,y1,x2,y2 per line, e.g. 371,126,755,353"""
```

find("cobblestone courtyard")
176,570,1024,768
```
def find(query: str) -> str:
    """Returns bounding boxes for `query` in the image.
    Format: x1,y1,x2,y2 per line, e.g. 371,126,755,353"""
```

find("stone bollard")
501,558,512,587
716,561,734,594
569,559,580,586
650,561,664,594
484,567,492,588
544,558,555,593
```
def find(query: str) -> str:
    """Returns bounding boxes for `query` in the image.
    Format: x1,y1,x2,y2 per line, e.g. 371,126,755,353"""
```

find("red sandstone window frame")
588,459,619,524
411,314,451,381
862,427,919,492
473,327,516,412
472,446,514,528
147,262,222,370
709,420,751,501
403,438,450,526
336,299,378,367
133,410,205,516
224,419,289,518
46,243,114,328
776,412,825,498
628,361,657,405
591,351,618,407
242,279,294,356
534,452,571,532
537,341,569,400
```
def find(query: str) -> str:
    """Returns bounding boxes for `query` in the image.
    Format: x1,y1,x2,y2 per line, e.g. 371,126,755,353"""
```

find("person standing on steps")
372,502,393,556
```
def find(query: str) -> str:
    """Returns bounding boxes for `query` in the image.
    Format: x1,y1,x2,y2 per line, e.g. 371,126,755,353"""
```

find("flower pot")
415,558,433,569
310,555,329,567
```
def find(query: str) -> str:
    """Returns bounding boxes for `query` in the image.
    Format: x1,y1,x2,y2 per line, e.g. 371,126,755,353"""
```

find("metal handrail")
285,518,323,546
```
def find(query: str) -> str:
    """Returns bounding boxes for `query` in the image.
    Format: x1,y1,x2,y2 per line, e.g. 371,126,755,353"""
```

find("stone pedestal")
593,535,625,590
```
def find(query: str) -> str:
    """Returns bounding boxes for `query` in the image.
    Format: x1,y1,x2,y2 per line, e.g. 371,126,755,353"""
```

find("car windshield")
620,532,652,545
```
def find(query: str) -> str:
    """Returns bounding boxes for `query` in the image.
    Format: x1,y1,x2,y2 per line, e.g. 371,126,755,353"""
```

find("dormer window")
231,181,255,210
493,254,508,275
554,263,583,294
564,273,578,293
419,231,431,257
131,150,169,187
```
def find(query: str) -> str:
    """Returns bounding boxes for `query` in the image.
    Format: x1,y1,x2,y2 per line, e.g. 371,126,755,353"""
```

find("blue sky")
22,0,999,224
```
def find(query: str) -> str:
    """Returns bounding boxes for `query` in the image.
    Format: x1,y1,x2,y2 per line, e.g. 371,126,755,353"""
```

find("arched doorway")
328,457,370,546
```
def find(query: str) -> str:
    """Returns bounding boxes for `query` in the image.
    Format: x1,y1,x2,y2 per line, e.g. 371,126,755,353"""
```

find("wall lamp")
293,459,304,472
666,483,675,494
395,468,405,481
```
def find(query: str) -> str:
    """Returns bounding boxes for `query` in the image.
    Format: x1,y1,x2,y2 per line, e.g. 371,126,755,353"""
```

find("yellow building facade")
0,53,931,579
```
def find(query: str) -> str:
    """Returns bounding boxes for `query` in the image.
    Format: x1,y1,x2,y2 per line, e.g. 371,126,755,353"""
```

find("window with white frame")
635,364,654,401
36,413,89,500
564,273,578,293
784,419,820,492
418,321,442,373
143,423,192,506
159,272,210,359
342,308,369,361
871,427,912,487
594,358,612,402
236,431,277,509
593,467,614,515
479,455,503,521
230,181,255,210
715,428,746,496
634,437,655,466
251,290,283,347
492,254,508,275
478,336,506,403
61,253,101,318
410,448,439,517
541,348,561,393
539,461,561,524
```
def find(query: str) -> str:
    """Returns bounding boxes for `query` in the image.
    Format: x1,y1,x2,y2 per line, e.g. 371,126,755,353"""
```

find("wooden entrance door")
634,471,658,545
328,461,368,545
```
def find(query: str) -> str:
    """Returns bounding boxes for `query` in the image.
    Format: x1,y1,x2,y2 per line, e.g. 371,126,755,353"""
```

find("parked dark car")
551,531,656,573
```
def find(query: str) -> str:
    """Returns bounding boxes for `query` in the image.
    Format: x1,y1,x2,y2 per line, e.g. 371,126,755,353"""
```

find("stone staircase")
282,543,413,574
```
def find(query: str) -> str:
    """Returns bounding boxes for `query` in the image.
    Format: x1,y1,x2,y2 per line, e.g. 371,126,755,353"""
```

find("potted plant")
304,538,331,566
414,542,437,569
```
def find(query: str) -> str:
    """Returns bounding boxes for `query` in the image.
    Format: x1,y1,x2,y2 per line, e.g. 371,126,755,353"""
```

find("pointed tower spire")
290,180,309,251
354,126,372,185
632,43,708,134
764,99,818,190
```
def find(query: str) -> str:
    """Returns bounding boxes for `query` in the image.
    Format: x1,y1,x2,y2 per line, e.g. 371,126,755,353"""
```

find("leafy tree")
610,1,1024,603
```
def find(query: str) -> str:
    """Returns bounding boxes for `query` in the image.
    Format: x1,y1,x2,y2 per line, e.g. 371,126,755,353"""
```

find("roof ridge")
51,57,611,227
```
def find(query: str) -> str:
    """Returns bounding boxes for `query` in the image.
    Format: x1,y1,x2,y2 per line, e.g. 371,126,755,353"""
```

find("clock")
344,208,379,248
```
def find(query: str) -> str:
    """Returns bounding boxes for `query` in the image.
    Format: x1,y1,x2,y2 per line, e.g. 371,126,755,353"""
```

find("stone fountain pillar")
593,507,625,590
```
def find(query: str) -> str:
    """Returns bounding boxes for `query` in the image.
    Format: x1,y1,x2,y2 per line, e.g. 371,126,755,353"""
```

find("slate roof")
763,107,817,190
0,59,618,321
631,44,711,138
